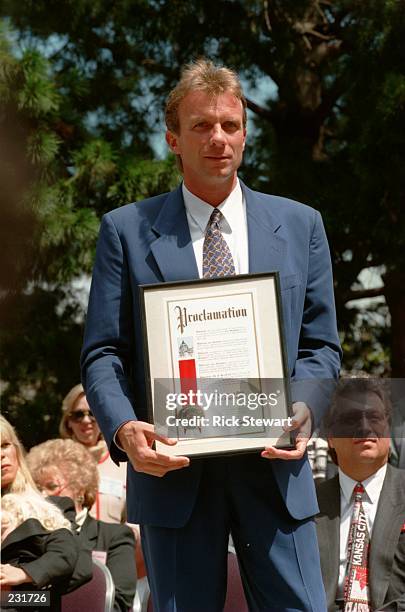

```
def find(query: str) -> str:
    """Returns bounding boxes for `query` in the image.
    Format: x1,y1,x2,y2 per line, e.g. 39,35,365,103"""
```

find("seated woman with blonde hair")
27,438,137,612
0,416,86,609
59,384,127,524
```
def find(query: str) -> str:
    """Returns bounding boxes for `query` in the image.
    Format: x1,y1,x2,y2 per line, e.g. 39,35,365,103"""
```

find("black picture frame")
139,272,294,457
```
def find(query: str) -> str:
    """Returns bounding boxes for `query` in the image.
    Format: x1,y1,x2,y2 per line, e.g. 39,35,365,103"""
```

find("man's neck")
339,458,388,482
183,176,237,206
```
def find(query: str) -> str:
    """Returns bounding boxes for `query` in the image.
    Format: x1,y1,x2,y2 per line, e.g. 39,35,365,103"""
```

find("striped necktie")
343,482,371,611
202,208,235,278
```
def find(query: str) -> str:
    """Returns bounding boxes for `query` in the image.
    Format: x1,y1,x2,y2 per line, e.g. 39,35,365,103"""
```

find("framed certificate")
140,272,294,457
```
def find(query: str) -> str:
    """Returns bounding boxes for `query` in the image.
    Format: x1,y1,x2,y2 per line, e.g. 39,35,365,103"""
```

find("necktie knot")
354,482,365,499
208,208,222,229
202,208,235,278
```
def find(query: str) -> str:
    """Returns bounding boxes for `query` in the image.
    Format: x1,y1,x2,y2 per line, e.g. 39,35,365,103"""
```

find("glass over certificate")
140,273,293,457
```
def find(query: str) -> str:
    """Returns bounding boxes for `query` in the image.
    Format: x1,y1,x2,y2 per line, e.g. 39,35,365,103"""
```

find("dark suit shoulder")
316,474,339,497
243,184,319,219
386,462,405,483
81,514,135,546
47,495,75,511
1,518,52,549
384,463,405,501
96,519,135,541
315,475,340,515
47,496,78,530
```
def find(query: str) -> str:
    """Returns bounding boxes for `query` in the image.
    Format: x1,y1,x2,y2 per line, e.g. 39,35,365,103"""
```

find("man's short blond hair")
165,58,247,135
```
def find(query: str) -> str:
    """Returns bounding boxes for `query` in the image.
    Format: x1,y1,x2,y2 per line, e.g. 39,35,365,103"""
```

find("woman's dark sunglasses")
68,409,96,422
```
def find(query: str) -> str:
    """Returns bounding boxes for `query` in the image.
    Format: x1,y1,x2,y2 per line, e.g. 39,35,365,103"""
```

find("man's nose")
355,413,374,437
209,124,226,146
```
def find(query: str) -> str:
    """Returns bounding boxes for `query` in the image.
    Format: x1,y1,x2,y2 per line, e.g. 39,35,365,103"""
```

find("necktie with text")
343,482,371,612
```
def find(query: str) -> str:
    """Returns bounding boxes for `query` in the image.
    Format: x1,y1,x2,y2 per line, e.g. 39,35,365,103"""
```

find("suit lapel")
369,465,405,608
150,182,288,282
150,185,199,282
1,518,49,550
79,514,99,548
316,476,341,608
241,183,287,274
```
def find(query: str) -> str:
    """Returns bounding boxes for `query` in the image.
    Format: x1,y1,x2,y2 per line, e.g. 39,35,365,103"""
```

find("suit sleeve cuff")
113,420,134,452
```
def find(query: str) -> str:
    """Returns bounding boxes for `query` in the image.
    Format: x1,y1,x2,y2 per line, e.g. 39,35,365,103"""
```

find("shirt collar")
75,507,89,530
339,463,387,505
182,180,243,234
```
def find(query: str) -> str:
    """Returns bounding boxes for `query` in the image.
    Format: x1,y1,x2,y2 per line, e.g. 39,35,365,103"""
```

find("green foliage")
340,303,391,376
17,50,60,115
27,129,60,164
107,156,180,206
0,17,179,440
1,287,84,449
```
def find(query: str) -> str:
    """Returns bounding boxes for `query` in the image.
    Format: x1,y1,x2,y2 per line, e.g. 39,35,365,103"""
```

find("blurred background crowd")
1,378,404,610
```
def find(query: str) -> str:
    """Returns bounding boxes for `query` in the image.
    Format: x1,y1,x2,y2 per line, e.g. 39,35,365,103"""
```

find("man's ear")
166,130,180,154
242,127,247,150
327,437,339,466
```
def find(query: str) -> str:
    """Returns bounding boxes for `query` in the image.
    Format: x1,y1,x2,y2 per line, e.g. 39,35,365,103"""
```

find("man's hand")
117,421,190,477
261,402,312,461
0,564,32,586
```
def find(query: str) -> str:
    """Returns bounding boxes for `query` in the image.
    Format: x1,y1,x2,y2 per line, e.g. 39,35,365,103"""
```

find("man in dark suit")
81,59,341,611
389,379,405,469
316,378,405,611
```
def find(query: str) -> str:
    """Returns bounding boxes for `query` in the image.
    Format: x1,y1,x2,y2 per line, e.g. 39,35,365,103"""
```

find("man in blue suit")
81,59,341,611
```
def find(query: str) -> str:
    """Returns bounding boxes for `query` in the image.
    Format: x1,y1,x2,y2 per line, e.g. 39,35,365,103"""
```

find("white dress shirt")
337,463,387,597
182,180,249,277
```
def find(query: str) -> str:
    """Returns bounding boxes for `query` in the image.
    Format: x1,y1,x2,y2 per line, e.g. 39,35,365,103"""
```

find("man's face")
166,90,246,193
328,391,391,475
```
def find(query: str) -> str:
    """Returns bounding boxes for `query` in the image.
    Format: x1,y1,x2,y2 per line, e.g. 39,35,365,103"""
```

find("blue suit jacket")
81,181,341,527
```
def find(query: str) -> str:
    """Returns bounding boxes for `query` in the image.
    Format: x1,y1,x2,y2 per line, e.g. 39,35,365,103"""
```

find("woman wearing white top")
59,384,127,524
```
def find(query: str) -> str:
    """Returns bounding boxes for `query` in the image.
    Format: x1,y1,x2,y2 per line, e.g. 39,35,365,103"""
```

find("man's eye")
336,416,354,424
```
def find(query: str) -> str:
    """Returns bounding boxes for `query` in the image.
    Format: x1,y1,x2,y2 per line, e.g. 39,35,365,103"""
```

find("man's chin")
354,448,380,464
203,160,240,176
203,170,236,184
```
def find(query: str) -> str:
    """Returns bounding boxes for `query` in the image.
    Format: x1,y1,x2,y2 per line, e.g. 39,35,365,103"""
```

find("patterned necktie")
343,483,371,611
202,209,235,278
